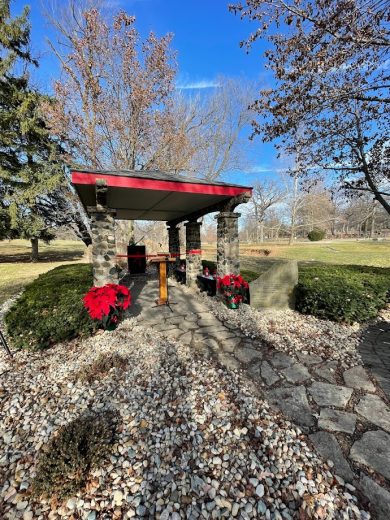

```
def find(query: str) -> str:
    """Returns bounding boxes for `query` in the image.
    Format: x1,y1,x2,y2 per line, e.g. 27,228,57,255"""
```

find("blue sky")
12,0,281,185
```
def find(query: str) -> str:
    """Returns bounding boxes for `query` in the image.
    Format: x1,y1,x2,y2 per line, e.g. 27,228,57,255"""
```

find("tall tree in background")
44,3,180,249
182,78,256,181
250,180,285,242
45,5,177,171
230,0,390,214
45,4,257,251
0,0,67,260
45,3,256,178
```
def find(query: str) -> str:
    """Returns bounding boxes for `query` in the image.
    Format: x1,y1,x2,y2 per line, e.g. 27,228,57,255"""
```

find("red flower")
216,273,249,308
83,284,131,323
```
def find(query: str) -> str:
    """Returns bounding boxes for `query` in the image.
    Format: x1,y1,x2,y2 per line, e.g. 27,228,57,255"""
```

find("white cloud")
176,80,221,90
103,0,147,7
248,165,274,174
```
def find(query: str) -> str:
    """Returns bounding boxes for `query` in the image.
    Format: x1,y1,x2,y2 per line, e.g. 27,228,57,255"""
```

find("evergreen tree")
0,0,65,260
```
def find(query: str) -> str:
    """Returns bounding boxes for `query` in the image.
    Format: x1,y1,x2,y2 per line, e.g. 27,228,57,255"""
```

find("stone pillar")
185,220,202,287
167,224,180,267
90,208,118,286
216,212,240,276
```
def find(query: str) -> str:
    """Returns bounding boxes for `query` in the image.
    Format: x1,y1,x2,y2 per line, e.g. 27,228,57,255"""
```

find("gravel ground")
190,287,364,368
0,310,370,519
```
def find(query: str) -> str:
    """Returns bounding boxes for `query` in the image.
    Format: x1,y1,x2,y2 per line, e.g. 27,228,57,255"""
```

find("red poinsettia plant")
83,284,131,330
216,274,249,309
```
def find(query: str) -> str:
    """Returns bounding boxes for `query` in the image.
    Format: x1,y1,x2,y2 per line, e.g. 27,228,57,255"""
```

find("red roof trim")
71,171,252,197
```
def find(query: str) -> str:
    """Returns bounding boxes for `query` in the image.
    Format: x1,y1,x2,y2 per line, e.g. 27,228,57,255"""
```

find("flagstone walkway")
128,276,390,519
358,321,390,400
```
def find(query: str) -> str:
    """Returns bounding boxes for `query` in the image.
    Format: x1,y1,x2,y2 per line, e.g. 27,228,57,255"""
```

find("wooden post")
157,260,168,305
150,257,175,306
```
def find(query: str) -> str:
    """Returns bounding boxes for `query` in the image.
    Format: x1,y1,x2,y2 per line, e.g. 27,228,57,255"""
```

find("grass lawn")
0,240,86,305
203,239,390,274
2,238,389,306
259,240,390,267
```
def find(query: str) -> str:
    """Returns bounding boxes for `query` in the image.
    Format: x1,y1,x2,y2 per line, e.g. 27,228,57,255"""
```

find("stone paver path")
358,322,390,399
130,277,390,520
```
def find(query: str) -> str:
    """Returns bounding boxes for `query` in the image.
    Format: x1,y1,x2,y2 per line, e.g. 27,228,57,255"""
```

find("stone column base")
90,208,118,286
185,221,202,287
216,212,240,276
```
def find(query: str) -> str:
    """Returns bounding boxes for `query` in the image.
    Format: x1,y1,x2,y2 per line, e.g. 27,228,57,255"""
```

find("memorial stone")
249,260,298,309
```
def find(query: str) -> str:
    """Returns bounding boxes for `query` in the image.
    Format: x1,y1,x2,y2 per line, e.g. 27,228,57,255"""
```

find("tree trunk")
259,221,264,244
370,202,376,238
31,237,39,262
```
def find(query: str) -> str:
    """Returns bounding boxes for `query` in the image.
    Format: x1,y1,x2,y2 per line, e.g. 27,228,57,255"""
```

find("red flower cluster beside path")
216,274,249,307
217,274,249,291
83,284,131,322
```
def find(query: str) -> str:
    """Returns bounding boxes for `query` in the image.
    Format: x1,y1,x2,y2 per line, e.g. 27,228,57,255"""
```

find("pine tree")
0,0,65,260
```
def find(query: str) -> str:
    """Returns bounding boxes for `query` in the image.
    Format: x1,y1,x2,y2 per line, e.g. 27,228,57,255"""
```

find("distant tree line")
240,179,390,243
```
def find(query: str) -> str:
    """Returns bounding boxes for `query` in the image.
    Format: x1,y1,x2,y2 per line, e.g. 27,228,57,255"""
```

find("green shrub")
5,263,95,350
296,264,390,323
32,410,119,500
307,228,326,241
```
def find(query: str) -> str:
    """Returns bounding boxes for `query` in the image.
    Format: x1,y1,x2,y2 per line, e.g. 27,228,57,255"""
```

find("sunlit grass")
203,240,390,269
0,240,87,305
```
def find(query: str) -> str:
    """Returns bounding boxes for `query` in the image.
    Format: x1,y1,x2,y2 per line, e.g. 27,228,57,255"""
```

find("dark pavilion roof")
71,168,252,223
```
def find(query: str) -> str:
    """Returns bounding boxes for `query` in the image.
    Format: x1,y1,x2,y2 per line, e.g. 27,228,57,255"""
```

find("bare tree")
284,171,305,245
297,184,336,235
185,78,257,181
230,0,390,214
251,180,285,242
45,4,177,171
43,2,182,249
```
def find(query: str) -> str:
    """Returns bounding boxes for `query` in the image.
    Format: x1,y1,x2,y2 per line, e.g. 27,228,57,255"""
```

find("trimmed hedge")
296,264,390,323
308,228,326,241
5,264,95,350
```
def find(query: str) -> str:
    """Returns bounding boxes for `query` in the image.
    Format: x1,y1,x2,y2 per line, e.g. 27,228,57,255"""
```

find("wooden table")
149,256,176,306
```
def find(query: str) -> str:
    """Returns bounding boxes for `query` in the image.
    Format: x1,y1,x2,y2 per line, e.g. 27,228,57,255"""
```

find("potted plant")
83,284,131,330
216,274,249,309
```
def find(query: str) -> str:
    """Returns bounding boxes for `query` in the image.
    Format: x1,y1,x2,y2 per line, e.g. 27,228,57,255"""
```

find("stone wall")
90,208,118,286
216,212,240,276
185,221,202,287
249,260,298,309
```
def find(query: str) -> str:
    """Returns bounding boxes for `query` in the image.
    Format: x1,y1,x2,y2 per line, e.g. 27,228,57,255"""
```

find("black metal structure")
127,245,147,274
0,329,12,358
